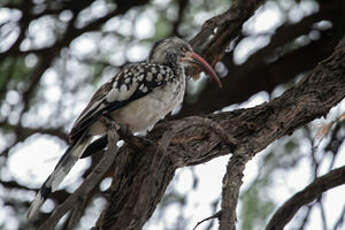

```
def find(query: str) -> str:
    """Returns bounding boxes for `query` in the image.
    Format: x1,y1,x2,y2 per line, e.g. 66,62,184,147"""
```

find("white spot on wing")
146,72,153,81
139,84,148,93
120,84,127,92
138,74,144,81
106,88,119,102
151,68,157,74
157,73,163,81
117,80,138,101
138,67,144,73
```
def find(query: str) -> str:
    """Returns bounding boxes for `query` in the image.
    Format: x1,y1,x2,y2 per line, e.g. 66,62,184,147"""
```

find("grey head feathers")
149,37,193,67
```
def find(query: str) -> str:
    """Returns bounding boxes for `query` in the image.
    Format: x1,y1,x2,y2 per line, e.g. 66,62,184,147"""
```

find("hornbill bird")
27,37,222,220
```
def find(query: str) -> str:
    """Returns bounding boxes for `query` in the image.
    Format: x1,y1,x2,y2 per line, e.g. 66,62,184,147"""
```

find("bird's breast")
109,77,185,133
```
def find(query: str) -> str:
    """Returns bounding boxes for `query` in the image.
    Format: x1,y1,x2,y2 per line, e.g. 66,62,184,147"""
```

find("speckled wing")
69,62,175,142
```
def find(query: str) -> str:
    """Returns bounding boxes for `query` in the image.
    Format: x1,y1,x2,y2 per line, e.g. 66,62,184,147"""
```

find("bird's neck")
169,62,183,77
149,60,184,78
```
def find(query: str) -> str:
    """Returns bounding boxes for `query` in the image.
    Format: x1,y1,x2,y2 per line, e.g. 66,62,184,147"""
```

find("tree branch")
266,165,345,230
177,0,345,118
172,0,189,37
38,127,119,230
190,0,265,66
25,1,345,229
6,0,150,132
1,123,68,142
93,33,345,229
219,154,248,230
333,204,345,230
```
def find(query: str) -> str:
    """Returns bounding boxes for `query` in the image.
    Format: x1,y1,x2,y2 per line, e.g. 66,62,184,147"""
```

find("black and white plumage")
27,37,222,220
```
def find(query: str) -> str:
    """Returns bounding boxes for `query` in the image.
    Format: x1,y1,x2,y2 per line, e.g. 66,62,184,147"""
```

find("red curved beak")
182,51,222,88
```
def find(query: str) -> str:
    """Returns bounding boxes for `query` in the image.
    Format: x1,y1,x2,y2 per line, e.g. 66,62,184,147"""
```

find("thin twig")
193,211,222,230
318,196,328,230
297,205,314,230
333,204,345,230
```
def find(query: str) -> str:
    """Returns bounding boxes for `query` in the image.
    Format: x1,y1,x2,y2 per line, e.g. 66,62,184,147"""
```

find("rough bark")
219,154,247,230
89,34,345,229
2,0,345,229
177,0,345,118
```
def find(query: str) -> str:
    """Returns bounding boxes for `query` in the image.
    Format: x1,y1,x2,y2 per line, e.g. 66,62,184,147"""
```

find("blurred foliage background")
0,0,345,229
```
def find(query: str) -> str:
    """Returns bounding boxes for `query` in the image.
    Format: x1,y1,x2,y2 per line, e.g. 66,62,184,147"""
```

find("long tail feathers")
27,135,92,220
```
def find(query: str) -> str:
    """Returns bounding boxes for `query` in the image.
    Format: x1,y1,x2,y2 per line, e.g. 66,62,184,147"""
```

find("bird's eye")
181,47,187,52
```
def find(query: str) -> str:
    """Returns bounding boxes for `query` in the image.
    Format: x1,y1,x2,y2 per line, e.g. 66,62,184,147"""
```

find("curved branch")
93,32,345,229
266,165,345,230
25,1,345,228
177,0,345,118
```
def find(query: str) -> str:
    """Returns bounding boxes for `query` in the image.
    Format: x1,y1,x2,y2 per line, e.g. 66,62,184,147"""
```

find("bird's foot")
99,117,152,151
117,124,153,151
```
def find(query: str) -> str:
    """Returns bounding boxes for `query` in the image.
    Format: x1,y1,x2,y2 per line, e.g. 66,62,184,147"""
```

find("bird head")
149,37,222,88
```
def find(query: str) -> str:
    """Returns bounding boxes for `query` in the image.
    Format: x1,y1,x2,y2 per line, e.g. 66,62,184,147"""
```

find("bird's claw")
117,124,153,151
117,123,131,138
